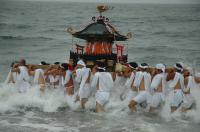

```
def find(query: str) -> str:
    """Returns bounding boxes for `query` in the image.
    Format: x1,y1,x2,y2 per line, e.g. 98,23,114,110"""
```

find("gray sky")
14,0,200,4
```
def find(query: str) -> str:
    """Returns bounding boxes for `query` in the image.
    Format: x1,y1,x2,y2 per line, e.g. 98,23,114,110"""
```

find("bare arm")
11,67,20,73
112,72,116,81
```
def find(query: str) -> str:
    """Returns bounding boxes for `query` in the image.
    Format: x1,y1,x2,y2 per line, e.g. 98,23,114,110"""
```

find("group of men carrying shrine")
5,58,200,113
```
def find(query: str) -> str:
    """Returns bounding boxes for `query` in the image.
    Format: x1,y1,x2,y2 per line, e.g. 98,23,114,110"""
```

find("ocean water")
0,0,200,132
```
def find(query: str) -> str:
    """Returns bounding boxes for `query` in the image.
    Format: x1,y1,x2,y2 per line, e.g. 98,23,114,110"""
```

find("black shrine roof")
72,19,128,41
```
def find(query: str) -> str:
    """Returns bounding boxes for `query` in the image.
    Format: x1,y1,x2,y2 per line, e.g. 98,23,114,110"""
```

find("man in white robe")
12,59,30,93
5,62,19,84
32,61,50,91
124,72,137,102
44,64,63,89
149,63,166,112
181,69,197,112
61,63,74,96
128,63,152,112
168,62,184,113
123,62,138,102
91,63,114,113
74,60,91,109
33,68,46,92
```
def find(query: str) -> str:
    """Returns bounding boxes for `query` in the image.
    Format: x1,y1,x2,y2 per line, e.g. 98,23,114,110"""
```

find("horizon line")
4,0,200,4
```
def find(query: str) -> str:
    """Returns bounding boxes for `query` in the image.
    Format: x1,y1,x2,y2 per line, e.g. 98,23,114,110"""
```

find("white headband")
174,64,183,71
60,65,65,69
186,67,193,75
97,67,106,71
127,64,135,69
139,64,148,69
178,62,184,68
156,63,165,72
77,60,86,67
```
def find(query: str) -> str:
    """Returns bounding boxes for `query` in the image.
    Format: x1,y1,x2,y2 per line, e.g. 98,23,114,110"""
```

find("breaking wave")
0,83,67,113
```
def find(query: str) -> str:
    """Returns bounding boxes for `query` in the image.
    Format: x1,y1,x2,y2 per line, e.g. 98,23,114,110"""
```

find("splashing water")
0,79,200,123
0,83,67,113
0,78,200,132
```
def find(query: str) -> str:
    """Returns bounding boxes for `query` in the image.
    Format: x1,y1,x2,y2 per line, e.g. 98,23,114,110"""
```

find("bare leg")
66,86,74,96
128,100,137,112
80,98,88,109
74,95,80,103
171,107,177,113
149,107,156,113
96,102,104,113
181,107,187,113
8,72,15,83
38,73,45,93
40,84,45,93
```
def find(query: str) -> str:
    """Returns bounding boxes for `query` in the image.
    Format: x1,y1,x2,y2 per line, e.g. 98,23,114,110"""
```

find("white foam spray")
1,78,200,124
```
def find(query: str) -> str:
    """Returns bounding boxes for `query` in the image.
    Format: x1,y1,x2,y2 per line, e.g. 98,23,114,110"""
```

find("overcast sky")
14,0,200,4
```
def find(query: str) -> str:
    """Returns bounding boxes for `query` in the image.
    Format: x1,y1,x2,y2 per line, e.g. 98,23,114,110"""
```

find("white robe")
150,73,166,107
33,69,44,84
15,66,30,93
125,72,135,88
91,72,114,106
75,68,82,83
169,72,184,89
133,71,151,92
133,71,152,104
125,72,137,101
49,75,62,88
75,67,91,99
182,76,194,109
5,69,18,84
168,72,184,107
62,70,72,86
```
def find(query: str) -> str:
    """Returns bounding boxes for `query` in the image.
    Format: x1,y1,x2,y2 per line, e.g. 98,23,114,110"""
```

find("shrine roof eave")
72,34,127,41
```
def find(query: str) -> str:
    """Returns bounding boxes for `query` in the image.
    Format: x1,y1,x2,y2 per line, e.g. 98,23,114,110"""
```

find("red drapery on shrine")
116,44,124,62
85,42,112,55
